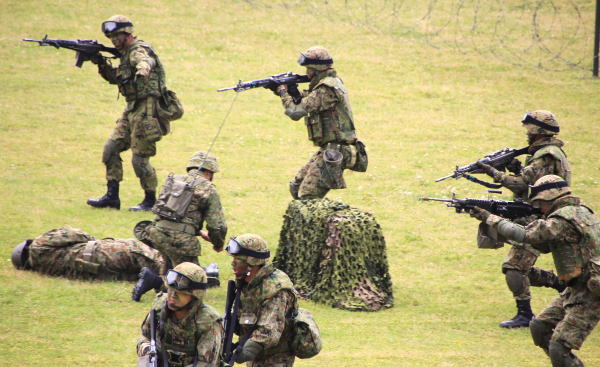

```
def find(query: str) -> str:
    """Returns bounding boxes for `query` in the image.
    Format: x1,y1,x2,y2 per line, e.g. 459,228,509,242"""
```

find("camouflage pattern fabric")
238,263,297,365
143,224,200,274
137,294,223,367
274,199,393,311
27,225,163,280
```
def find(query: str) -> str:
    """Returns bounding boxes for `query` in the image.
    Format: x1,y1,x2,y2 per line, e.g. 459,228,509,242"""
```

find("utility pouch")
305,115,323,142
477,223,505,249
587,257,600,297
74,258,100,274
152,174,197,221
318,145,345,189
141,98,162,143
349,140,368,172
290,308,322,359
157,89,184,122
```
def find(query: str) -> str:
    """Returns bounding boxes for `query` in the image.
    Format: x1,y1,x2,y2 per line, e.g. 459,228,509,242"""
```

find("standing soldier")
137,262,223,367
87,15,183,211
226,234,298,367
132,152,227,301
470,175,600,367
476,110,571,328
275,46,367,200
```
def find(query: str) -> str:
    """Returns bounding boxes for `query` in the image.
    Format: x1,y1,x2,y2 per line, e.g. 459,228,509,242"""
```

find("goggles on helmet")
225,237,270,259
166,270,207,291
528,181,570,199
101,21,133,36
297,53,333,67
521,112,559,133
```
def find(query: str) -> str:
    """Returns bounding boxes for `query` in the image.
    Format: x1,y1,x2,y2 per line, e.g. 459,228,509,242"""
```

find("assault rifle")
436,146,529,188
222,280,242,366
217,72,309,92
420,194,540,220
22,35,119,67
147,309,159,367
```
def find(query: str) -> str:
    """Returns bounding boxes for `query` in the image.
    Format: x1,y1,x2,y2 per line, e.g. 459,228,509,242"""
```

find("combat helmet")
102,15,134,37
187,151,219,173
529,175,571,203
298,46,333,71
522,110,559,136
166,262,208,301
11,239,32,270
226,233,270,266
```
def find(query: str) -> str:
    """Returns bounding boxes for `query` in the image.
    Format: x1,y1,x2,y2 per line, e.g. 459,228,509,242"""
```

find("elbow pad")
495,220,526,243
285,107,307,121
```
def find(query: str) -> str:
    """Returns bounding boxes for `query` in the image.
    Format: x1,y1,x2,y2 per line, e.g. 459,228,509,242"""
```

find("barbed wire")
242,0,593,72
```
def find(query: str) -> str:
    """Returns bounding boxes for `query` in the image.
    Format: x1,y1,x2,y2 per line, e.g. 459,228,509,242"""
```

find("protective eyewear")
165,270,207,291
225,238,270,259
101,21,133,35
521,112,559,133
297,52,333,67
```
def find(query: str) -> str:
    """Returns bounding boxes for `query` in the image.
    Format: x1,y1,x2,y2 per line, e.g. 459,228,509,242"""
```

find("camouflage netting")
274,199,393,311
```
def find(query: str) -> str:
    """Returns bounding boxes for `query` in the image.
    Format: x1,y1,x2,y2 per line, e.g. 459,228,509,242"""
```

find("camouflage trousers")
535,280,600,350
103,96,166,192
502,243,541,300
144,223,200,274
291,144,354,200
247,352,295,367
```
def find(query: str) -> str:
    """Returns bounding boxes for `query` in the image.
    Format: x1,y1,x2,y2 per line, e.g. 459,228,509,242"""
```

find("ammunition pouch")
477,223,505,249
349,140,368,172
157,89,184,122
587,257,600,297
140,98,163,143
318,145,345,189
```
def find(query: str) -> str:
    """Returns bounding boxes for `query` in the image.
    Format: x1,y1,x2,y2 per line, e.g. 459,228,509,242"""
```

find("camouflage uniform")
137,263,223,367
141,168,227,273
98,36,169,193
484,194,600,366
279,47,360,200
238,263,298,367
15,225,163,280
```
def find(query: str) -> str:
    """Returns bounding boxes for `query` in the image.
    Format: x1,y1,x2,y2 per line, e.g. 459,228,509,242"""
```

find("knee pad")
530,318,553,349
132,154,152,178
505,269,529,298
102,139,121,164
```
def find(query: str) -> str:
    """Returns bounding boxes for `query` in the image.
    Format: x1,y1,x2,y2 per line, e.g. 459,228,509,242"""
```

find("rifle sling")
463,174,503,189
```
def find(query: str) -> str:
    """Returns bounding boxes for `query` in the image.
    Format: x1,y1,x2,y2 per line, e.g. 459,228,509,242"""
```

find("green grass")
1,0,599,366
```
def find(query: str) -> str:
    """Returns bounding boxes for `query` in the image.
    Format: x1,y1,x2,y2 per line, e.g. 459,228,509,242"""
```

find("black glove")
506,158,523,175
89,53,105,65
470,207,491,222
287,83,302,104
235,340,264,363
476,160,497,178
264,82,279,95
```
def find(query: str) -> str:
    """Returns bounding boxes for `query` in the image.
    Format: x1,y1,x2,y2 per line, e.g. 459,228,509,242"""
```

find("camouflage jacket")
98,38,167,103
238,263,297,357
27,225,163,280
154,169,227,250
138,294,223,367
281,68,357,147
493,137,571,199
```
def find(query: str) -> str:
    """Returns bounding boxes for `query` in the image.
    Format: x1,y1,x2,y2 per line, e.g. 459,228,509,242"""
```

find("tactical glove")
506,158,523,175
476,160,498,178
470,207,491,222
287,83,302,104
89,53,104,65
264,82,279,95
235,340,264,363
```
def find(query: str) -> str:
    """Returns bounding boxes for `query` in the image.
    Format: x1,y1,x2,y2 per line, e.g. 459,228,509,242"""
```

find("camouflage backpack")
152,174,202,221
289,308,322,359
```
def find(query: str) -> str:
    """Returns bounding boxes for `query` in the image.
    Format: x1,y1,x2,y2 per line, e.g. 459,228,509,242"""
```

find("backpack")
152,174,201,222
289,308,322,359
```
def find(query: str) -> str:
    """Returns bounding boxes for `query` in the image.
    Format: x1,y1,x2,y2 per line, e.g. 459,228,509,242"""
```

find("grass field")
1,1,599,366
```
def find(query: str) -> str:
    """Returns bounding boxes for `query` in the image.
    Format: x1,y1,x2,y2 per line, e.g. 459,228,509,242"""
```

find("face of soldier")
166,288,193,311
532,200,553,215
306,68,315,80
110,33,131,51
231,257,250,280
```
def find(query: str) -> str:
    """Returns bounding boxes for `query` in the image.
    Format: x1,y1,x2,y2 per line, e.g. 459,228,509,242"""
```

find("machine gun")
420,194,540,220
217,72,309,93
222,280,242,366
22,35,119,67
435,146,529,188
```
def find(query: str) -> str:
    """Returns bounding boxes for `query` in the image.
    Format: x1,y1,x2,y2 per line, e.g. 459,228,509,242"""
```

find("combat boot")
499,299,534,328
204,263,220,288
87,180,120,209
129,190,156,212
132,267,163,302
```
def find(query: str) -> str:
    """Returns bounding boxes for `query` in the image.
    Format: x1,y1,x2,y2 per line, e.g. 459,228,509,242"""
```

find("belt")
155,220,198,236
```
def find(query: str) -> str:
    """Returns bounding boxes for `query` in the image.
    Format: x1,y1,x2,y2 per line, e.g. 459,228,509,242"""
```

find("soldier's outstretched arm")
130,46,156,81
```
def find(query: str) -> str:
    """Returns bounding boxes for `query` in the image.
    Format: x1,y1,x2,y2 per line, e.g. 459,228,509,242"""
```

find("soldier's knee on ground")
102,139,123,164
505,269,530,299
549,340,583,367
530,318,554,350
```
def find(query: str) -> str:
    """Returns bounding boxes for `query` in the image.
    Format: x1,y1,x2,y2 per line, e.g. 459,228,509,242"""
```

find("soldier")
476,110,571,328
11,225,163,280
137,262,223,367
132,152,227,301
226,234,298,367
275,46,366,200
87,15,182,211
470,175,600,367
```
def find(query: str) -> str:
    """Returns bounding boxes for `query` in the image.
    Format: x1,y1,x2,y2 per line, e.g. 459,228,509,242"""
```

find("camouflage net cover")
274,199,393,311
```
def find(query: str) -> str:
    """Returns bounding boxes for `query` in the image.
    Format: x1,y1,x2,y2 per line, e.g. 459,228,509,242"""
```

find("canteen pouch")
318,145,345,189
290,308,322,359
158,89,184,122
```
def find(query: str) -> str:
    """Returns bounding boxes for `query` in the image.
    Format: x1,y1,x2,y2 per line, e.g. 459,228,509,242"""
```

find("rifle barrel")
419,197,453,202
